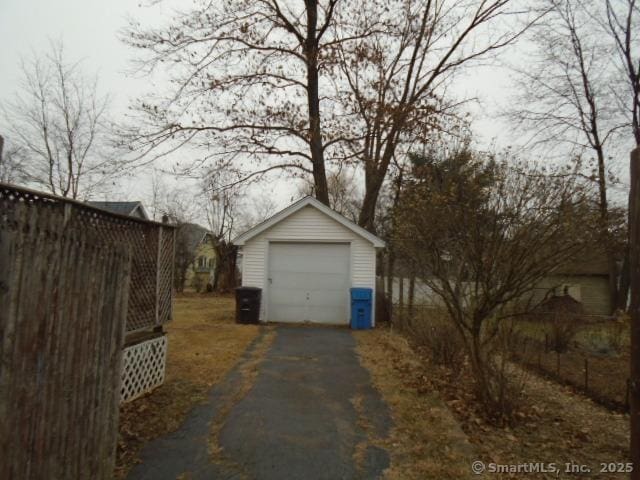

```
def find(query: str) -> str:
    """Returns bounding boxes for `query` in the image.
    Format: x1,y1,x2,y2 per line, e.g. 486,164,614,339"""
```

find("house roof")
534,294,585,314
87,201,149,219
181,223,212,252
232,196,386,248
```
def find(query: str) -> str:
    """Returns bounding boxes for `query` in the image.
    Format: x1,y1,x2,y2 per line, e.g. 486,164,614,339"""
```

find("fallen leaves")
356,325,630,480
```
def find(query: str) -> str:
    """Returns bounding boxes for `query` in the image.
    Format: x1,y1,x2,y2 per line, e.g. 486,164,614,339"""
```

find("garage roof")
233,196,386,248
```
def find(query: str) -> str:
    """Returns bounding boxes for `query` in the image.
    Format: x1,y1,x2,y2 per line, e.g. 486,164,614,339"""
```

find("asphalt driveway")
128,326,392,480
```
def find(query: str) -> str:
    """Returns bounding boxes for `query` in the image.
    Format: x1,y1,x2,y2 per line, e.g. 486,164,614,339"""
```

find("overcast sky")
1,0,628,219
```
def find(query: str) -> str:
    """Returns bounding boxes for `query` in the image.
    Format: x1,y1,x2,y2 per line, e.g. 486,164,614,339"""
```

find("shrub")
407,308,466,373
546,312,581,353
605,313,628,353
192,275,204,293
583,314,629,355
478,319,530,423
533,295,584,353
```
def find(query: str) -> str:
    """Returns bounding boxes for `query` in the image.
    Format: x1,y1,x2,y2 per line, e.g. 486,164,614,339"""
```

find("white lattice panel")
120,335,167,403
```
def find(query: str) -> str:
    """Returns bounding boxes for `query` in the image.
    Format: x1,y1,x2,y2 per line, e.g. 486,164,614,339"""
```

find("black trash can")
235,287,262,324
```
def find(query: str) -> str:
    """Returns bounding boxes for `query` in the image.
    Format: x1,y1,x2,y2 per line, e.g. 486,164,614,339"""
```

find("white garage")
233,196,385,325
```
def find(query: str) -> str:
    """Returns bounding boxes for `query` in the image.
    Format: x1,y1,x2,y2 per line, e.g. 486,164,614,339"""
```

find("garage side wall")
240,205,376,323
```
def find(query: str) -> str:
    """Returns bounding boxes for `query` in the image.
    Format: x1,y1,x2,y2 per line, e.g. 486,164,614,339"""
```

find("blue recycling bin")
350,288,373,329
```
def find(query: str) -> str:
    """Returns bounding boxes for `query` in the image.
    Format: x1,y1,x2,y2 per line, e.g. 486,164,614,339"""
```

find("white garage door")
268,242,350,324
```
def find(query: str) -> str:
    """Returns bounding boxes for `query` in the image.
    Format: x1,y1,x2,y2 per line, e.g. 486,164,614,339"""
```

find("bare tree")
236,193,279,233
161,189,201,292
203,172,244,292
0,135,28,184
332,0,539,230
605,0,640,145
122,0,379,205
1,42,119,199
394,149,595,419
147,168,166,221
509,0,627,311
123,1,535,230
600,5,640,468
297,168,361,221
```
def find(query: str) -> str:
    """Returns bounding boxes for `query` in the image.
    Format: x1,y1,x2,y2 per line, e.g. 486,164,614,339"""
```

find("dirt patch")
115,294,260,479
354,329,474,480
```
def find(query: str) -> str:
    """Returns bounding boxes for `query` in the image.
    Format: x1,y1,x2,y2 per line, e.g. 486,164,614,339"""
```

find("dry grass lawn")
356,325,630,480
115,293,260,479
354,328,475,480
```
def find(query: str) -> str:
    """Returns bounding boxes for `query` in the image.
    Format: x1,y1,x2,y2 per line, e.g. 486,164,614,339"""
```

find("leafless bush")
395,306,466,373
545,312,582,353
481,319,530,422
393,153,595,422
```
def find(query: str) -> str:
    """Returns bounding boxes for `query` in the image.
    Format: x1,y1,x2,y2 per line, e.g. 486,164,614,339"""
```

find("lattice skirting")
120,335,167,403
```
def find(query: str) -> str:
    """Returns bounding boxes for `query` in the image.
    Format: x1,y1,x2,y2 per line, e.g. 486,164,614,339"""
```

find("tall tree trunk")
619,249,631,311
468,332,492,410
408,273,415,326
629,147,640,479
213,241,238,292
358,168,387,231
358,126,401,231
595,146,619,313
304,0,329,206
386,251,395,303
385,168,403,320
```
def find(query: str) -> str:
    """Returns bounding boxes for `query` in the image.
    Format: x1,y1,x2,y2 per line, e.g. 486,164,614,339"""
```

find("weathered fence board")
0,183,175,332
0,199,131,479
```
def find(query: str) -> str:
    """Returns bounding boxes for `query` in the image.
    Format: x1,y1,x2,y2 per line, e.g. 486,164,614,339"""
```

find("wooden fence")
0,183,176,477
0,194,131,479
0,183,175,332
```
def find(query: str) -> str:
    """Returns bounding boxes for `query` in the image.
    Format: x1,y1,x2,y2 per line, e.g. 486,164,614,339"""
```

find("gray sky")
0,0,628,218
0,0,168,113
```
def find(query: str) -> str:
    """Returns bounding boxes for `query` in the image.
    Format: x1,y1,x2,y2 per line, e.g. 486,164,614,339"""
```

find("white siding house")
233,196,385,325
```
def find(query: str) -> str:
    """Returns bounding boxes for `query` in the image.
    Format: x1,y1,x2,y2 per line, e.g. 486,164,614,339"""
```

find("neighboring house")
233,196,385,325
185,231,217,290
384,251,613,317
528,252,612,316
87,201,149,220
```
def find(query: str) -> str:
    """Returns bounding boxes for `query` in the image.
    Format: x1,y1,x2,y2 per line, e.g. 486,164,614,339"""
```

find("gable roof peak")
232,196,385,248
